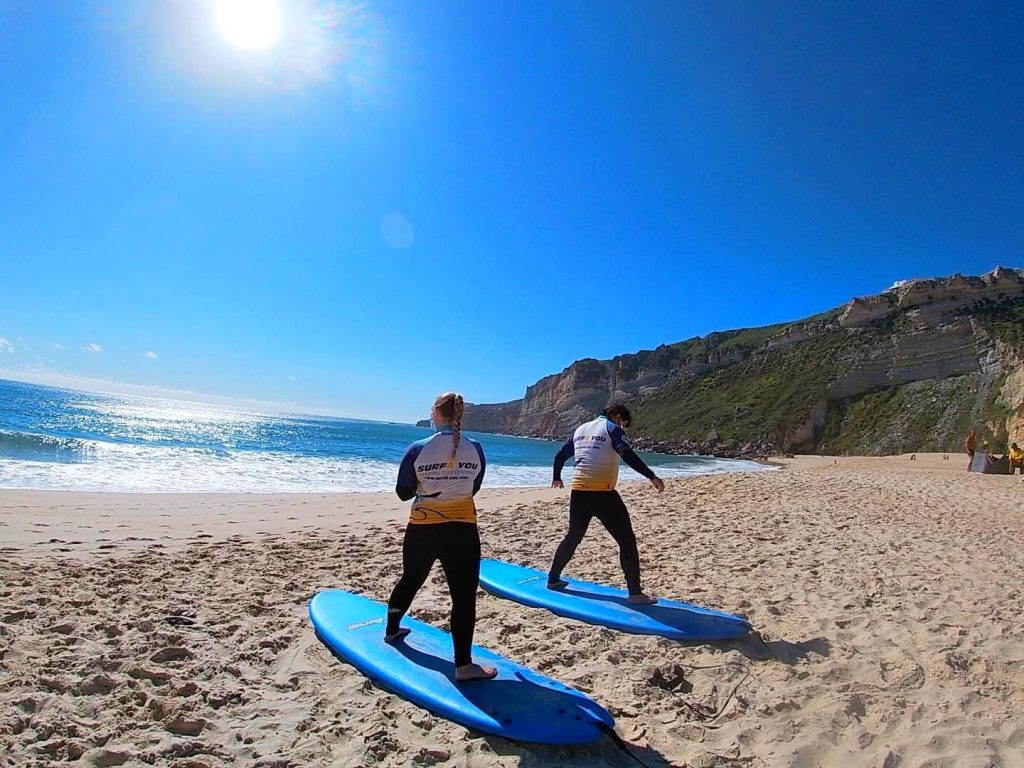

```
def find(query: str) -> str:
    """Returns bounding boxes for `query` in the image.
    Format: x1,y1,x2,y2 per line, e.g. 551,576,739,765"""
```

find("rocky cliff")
463,267,1024,455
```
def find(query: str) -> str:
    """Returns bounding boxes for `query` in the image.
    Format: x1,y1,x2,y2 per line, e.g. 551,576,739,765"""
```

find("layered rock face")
838,267,1024,328
463,268,1024,454
458,401,521,434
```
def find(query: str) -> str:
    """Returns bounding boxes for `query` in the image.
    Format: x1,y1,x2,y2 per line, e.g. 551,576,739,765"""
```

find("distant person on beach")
1009,442,1023,474
965,428,977,471
548,404,664,604
384,392,496,681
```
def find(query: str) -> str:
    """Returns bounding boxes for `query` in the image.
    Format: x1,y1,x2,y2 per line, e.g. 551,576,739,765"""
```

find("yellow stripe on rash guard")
571,476,618,491
408,498,477,525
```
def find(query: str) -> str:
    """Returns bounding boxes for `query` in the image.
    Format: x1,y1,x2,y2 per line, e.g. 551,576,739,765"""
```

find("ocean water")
0,379,772,493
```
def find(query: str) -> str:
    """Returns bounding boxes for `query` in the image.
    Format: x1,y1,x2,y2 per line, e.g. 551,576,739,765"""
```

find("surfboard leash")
632,659,753,729
593,720,688,768
750,629,774,660
669,662,752,727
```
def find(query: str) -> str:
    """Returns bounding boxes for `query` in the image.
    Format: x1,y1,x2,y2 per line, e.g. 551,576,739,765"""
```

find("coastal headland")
1,455,1022,767
454,268,1024,460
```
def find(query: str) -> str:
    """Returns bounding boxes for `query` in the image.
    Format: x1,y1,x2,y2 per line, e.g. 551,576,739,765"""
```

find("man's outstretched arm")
609,424,665,492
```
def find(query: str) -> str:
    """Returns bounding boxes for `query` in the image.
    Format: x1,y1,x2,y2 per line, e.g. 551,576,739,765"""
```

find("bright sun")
213,0,283,52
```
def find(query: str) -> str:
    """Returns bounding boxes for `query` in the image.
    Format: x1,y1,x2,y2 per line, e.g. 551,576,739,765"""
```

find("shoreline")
0,456,780,556
0,453,982,556
0,450,768,497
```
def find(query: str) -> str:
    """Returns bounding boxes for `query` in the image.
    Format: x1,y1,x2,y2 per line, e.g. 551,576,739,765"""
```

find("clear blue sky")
1,1,1021,422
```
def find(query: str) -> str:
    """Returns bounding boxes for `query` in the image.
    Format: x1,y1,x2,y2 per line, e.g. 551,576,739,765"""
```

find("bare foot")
384,628,411,644
455,663,498,681
546,578,568,590
628,592,657,605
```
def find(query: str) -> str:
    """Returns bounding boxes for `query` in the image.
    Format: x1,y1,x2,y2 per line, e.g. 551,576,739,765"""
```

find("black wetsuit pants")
548,490,643,595
386,521,481,667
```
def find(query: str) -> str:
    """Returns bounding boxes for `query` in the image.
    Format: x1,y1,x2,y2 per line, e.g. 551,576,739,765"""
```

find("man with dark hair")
547,404,664,604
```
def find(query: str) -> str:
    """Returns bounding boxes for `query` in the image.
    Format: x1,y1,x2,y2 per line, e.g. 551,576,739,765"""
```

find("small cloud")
144,351,158,359
52,343,64,350
84,343,103,353
287,376,298,383
0,338,13,353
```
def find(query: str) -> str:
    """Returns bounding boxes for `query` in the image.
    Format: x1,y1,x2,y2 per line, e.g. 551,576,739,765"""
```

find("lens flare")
251,1,385,93
382,213,414,249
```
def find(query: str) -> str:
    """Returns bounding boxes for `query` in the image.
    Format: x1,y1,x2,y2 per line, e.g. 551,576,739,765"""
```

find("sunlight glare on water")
0,380,775,493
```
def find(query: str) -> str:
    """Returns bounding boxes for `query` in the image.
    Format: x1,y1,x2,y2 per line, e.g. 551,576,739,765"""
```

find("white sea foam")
0,439,773,493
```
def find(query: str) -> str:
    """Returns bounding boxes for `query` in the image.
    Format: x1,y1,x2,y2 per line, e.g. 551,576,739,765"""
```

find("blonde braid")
451,394,464,459
433,391,465,462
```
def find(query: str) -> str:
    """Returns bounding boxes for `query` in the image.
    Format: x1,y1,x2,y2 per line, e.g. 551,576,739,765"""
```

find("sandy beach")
2,455,1023,767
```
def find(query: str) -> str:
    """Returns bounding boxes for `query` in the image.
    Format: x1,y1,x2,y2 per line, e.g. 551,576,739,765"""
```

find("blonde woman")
385,392,496,681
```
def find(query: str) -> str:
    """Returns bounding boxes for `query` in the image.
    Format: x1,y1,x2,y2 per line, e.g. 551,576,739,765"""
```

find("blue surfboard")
308,590,614,745
478,560,752,641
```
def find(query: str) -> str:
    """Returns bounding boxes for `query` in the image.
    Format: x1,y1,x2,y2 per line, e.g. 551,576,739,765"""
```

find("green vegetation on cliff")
630,292,1023,454
632,327,877,446
611,310,844,379
818,376,980,454
970,297,1024,356
610,337,705,378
